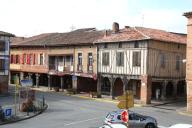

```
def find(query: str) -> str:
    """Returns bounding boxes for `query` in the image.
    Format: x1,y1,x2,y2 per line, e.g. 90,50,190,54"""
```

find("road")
1,91,192,128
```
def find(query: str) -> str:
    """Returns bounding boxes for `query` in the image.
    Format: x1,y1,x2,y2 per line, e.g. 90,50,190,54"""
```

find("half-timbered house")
95,23,186,104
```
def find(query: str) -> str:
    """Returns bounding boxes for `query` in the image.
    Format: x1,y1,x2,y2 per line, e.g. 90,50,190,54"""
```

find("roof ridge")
132,27,150,39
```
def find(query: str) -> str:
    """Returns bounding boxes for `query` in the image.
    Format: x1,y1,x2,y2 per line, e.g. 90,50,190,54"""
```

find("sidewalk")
0,88,48,125
30,86,185,108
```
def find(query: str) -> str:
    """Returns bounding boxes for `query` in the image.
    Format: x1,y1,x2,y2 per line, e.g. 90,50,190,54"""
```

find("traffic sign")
121,110,128,123
4,108,12,118
117,90,134,109
117,100,134,109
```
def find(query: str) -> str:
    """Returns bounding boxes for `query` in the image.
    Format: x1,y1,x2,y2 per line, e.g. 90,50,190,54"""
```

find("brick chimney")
184,11,192,112
112,22,119,33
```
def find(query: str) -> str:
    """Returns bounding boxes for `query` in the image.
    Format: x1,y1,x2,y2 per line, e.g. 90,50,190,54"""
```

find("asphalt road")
1,91,192,128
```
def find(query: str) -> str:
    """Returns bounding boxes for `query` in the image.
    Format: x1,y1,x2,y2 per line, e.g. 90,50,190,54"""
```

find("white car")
169,124,192,128
100,124,127,128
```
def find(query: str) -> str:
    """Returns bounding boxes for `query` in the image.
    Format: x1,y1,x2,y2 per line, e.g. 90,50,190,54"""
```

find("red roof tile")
95,27,186,44
11,28,103,47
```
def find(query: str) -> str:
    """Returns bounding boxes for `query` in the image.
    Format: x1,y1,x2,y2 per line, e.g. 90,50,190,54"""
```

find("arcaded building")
95,23,186,104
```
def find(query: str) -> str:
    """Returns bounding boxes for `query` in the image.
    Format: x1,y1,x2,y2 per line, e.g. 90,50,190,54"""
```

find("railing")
87,65,93,73
77,64,83,72
49,64,73,72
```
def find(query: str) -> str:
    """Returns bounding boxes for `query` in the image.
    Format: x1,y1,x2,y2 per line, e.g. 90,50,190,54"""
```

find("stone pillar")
20,72,24,81
28,73,32,80
140,75,151,104
8,71,11,85
109,77,115,99
122,77,129,94
48,75,52,90
161,81,167,100
72,75,77,90
36,73,40,88
60,76,63,91
96,74,102,98
172,80,178,99
184,11,192,112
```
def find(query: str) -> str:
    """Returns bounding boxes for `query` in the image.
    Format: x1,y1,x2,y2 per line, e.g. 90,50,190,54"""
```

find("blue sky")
0,0,191,37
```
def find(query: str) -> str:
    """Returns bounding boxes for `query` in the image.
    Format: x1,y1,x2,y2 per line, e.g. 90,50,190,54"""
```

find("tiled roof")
95,27,186,44
0,31,15,37
11,28,103,47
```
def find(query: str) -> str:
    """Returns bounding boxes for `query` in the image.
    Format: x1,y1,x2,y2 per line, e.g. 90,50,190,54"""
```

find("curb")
0,104,48,125
71,95,143,107
31,87,144,107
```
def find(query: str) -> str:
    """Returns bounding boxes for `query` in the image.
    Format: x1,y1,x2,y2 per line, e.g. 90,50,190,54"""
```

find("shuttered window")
23,54,26,64
78,53,82,65
0,59,5,71
133,51,141,67
16,55,20,64
40,53,44,65
176,56,180,71
102,52,109,66
116,52,124,66
160,53,165,68
88,53,93,66
0,41,5,51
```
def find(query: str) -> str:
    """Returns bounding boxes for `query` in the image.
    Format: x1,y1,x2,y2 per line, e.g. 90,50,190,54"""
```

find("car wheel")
145,123,155,128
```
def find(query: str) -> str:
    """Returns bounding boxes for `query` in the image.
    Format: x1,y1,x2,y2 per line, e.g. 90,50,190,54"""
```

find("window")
11,55,14,64
78,53,82,65
160,53,165,68
0,59,5,71
29,54,33,65
40,54,44,65
134,42,139,48
23,54,27,64
116,52,124,66
118,42,122,48
16,55,20,64
0,41,5,51
88,53,93,66
104,43,108,48
176,56,180,70
102,52,109,66
133,51,141,66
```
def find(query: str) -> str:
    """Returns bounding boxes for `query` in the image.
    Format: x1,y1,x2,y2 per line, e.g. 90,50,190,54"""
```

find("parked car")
104,109,157,128
169,124,192,128
100,124,127,128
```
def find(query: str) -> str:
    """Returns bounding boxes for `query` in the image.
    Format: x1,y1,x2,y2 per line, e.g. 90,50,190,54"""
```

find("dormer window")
104,43,108,48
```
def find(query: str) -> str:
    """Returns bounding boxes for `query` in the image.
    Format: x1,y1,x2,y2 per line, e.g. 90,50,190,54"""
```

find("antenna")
70,25,76,31
141,14,144,27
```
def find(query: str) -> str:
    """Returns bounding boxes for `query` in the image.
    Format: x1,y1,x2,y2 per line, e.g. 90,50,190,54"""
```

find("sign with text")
4,108,12,118
20,79,33,87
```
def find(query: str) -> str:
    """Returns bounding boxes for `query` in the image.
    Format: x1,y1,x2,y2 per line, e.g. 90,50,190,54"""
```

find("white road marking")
63,117,100,126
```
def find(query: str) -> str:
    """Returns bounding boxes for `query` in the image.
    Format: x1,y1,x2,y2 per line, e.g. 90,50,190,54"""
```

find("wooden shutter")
27,54,30,64
18,55,20,64
33,54,36,65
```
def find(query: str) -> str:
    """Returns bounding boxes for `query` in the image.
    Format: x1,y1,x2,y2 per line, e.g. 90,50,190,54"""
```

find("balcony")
87,65,93,73
77,64,83,72
49,64,73,72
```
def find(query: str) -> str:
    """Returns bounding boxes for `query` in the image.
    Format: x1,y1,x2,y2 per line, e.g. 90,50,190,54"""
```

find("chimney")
112,22,119,33
104,30,108,37
184,11,192,112
125,26,130,29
